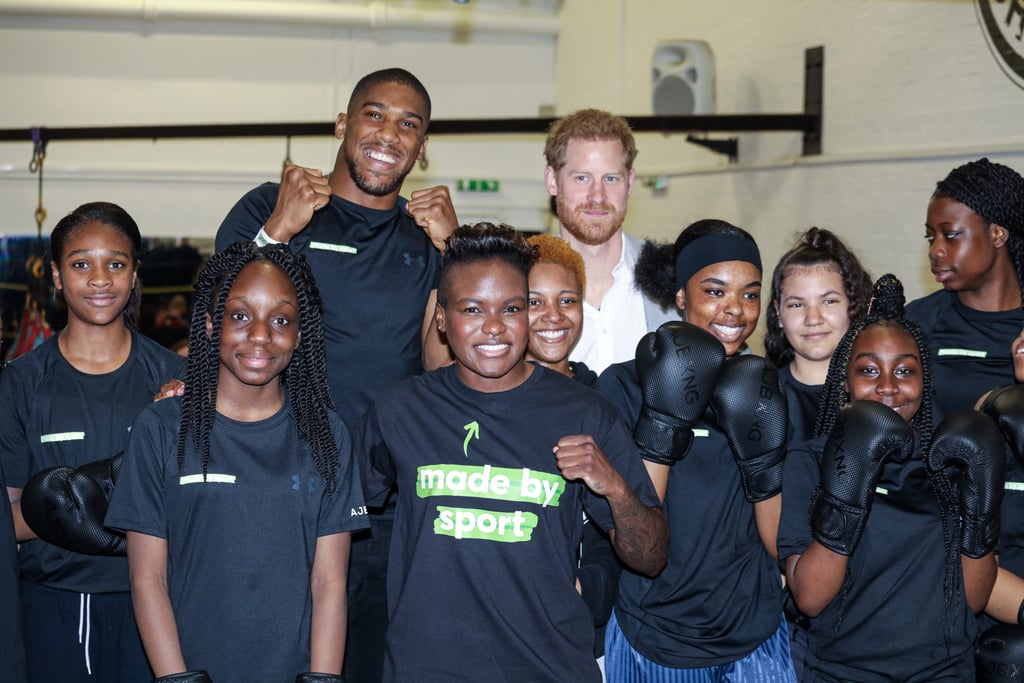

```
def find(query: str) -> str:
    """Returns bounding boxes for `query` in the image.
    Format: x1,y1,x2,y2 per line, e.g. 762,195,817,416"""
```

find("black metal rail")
0,47,824,160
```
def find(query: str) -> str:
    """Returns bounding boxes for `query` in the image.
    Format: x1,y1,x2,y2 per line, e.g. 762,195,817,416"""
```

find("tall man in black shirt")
216,67,458,683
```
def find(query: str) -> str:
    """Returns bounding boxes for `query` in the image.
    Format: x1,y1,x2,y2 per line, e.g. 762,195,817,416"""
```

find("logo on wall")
977,0,1024,89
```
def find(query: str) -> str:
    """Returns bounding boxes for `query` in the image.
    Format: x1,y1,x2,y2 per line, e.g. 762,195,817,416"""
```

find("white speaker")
651,40,715,115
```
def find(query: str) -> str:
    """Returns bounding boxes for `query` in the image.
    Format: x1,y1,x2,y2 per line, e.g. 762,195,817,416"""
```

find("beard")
556,196,626,246
347,150,412,198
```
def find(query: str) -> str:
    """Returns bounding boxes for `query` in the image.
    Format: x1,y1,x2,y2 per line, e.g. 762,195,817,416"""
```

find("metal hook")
29,128,48,233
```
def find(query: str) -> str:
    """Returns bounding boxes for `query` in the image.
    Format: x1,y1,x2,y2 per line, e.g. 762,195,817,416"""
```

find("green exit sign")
457,179,500,192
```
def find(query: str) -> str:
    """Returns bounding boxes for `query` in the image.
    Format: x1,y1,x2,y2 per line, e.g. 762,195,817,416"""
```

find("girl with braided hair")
780,274,1001,681
905,157,1024,418
107,242,368,683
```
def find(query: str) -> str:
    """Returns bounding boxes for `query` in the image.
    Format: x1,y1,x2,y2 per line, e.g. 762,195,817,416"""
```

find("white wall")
3,0,1024,308
556,0,1024,306
0,1,558,241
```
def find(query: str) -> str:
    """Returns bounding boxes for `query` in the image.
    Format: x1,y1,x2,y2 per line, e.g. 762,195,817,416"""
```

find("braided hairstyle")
177,241,340,492
934,158,1024,317
764,227,873,368
814,273,962,647
815,274,932,442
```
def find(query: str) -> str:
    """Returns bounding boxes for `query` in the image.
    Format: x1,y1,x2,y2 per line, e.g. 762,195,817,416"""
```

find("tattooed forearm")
607,490,668,577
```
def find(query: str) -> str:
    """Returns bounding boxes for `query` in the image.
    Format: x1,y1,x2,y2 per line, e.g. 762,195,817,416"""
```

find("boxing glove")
634,321,725,465
20,453,127,556
295,674,345,683
78,451,123,500
981,384,1024,466
976,624,1024,683
153,672,213,683
811,401,914,556
926,411,1004,559
710,355,788,502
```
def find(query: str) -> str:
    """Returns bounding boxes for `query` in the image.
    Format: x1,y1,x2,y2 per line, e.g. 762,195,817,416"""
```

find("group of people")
2,65,1024,683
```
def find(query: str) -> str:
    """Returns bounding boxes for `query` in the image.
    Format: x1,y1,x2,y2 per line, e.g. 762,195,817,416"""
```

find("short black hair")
348,68,431,125
437,223,534,307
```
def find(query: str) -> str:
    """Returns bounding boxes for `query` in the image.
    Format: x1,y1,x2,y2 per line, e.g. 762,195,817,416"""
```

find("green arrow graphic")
463,421,480,457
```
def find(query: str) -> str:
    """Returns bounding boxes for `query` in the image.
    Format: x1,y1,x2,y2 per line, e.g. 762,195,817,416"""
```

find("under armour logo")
402,252,425,268
291,475,316,492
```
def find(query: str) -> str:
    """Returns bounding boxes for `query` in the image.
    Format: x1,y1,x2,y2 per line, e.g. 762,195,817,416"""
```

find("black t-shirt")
978,441,1024,634
777,364,823,445
569,360,599,388
0,466,26,682
0,332,184,593
906,289,1021,419
355,364,660,682
216,183,441,429
778,436,975,681
566,359,619,656
107,397,368,683
596,360,785,668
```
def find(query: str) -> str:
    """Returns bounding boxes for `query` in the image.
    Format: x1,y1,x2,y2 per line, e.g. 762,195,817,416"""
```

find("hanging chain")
29,128,48,234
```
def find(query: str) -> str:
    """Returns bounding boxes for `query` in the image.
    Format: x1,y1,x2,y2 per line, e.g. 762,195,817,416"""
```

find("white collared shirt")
569,232,649,374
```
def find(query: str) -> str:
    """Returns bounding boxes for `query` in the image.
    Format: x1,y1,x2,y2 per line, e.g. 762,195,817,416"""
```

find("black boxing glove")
633,321,725,465
926,411,1004,559
153,672,213,683
976,624,1024,683
710,355,788,502
295,674,345,683
20,453,127,556
811,401,914,556
981,384,1024,466
78,451,123,500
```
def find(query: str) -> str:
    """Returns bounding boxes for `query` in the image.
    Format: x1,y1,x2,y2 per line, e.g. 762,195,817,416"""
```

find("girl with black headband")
905,157,1024,419
780,274,1001,681
598,219,796,681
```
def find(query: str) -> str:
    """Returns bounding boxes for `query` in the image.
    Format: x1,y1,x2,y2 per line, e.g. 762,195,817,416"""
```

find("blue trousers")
605,610,797,682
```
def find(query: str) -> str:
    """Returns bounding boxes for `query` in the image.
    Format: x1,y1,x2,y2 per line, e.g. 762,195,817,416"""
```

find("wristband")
254,226,284,247
1017,596,1024,626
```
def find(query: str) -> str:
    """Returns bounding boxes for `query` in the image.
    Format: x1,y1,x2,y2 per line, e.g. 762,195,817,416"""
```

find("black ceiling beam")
0,46,824,158
0,112,817,144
